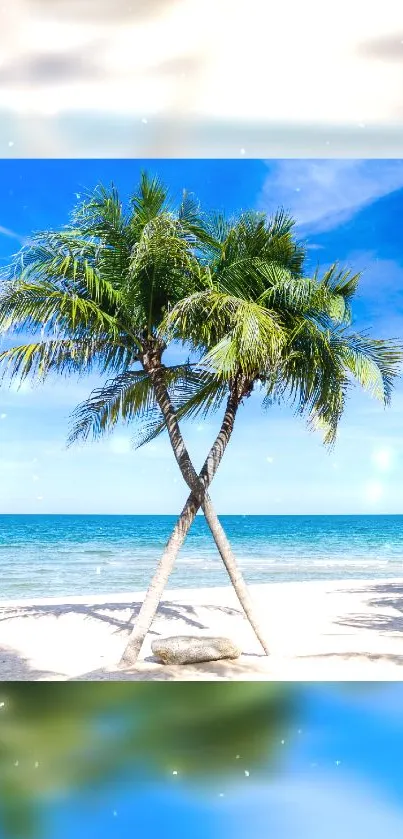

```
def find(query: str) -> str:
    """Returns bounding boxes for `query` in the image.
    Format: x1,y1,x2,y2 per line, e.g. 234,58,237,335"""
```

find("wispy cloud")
259,160,403,234
0,224,25,242
339,252,403,334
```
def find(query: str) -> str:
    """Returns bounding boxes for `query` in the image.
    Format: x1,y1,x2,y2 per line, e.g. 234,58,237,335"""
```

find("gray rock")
151,635,241,665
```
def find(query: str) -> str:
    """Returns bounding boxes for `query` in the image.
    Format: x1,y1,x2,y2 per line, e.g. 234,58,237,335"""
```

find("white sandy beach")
1,578,403,681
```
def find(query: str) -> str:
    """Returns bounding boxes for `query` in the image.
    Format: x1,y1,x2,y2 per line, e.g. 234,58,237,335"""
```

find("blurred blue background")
1,683,403,838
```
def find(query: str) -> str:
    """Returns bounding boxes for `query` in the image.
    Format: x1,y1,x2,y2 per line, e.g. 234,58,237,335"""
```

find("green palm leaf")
67,364,213,448
166,210,402,446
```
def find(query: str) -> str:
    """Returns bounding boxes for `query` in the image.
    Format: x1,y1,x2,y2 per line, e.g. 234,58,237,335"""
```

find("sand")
1,578,403,681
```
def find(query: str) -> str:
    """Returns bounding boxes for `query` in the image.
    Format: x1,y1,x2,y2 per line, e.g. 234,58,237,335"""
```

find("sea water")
1,514,403,600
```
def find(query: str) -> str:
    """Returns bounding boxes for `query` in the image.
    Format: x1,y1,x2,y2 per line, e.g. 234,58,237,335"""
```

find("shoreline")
2,574,403,607
1,577,403,681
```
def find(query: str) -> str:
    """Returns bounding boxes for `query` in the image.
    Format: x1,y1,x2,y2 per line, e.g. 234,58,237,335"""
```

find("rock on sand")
151,635,241,665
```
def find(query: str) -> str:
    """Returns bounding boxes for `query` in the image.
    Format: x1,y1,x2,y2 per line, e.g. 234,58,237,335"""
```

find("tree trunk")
149,363,269,653
120,492,198,667
120,384,240,667
120,358,269,667
201,495,270,654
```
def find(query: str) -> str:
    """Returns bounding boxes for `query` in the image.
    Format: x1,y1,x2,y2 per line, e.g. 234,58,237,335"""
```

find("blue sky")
0,159,403,515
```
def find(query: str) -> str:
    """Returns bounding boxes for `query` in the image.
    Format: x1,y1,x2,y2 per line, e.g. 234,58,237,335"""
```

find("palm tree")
59,201,322,666
0,182,400,668
0,175,286,664
115,212,402,662
68,209,402,666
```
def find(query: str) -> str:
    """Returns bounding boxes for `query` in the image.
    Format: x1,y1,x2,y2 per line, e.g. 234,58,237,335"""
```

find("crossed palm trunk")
120,357,270,667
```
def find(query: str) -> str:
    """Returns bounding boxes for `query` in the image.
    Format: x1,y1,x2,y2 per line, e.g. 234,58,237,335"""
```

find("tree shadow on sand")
0,599,244,636
70,655,270,681
0,601,206,633
296,650,403,668
0,600,252,681
334,582,403,635
0,646,59,681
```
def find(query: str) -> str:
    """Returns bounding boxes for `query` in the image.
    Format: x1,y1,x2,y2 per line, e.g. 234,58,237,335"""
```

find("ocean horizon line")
0,511,403,518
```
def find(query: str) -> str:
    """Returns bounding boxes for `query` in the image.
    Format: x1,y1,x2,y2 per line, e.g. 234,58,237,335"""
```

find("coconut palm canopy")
0,174,398,454
0,174,313,662
134,210,402,449
68,208,401,453
0,174,211,420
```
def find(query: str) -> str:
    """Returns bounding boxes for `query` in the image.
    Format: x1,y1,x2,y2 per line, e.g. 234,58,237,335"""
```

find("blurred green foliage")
0,683,297,838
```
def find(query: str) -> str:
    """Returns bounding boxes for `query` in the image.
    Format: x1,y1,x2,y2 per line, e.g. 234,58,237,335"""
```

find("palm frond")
68,363,209,447
67,370,156,445
177,191,206,240
71,183,130,243
0,338,131,385
263,317,402,445
126,214,203,329
319,263,361,301
165,288,285,378
334,330,403,404
0,279,122,341
130,172,169,238
134,370,228,448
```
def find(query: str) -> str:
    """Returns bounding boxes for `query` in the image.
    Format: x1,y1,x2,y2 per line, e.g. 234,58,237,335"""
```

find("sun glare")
364,480,384,503
372,447,394,471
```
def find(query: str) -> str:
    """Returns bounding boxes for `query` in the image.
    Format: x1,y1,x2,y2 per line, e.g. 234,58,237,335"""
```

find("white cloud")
259,160,403,233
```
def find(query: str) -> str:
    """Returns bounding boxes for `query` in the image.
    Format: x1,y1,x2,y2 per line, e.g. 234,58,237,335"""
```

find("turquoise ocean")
1,514,403,600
